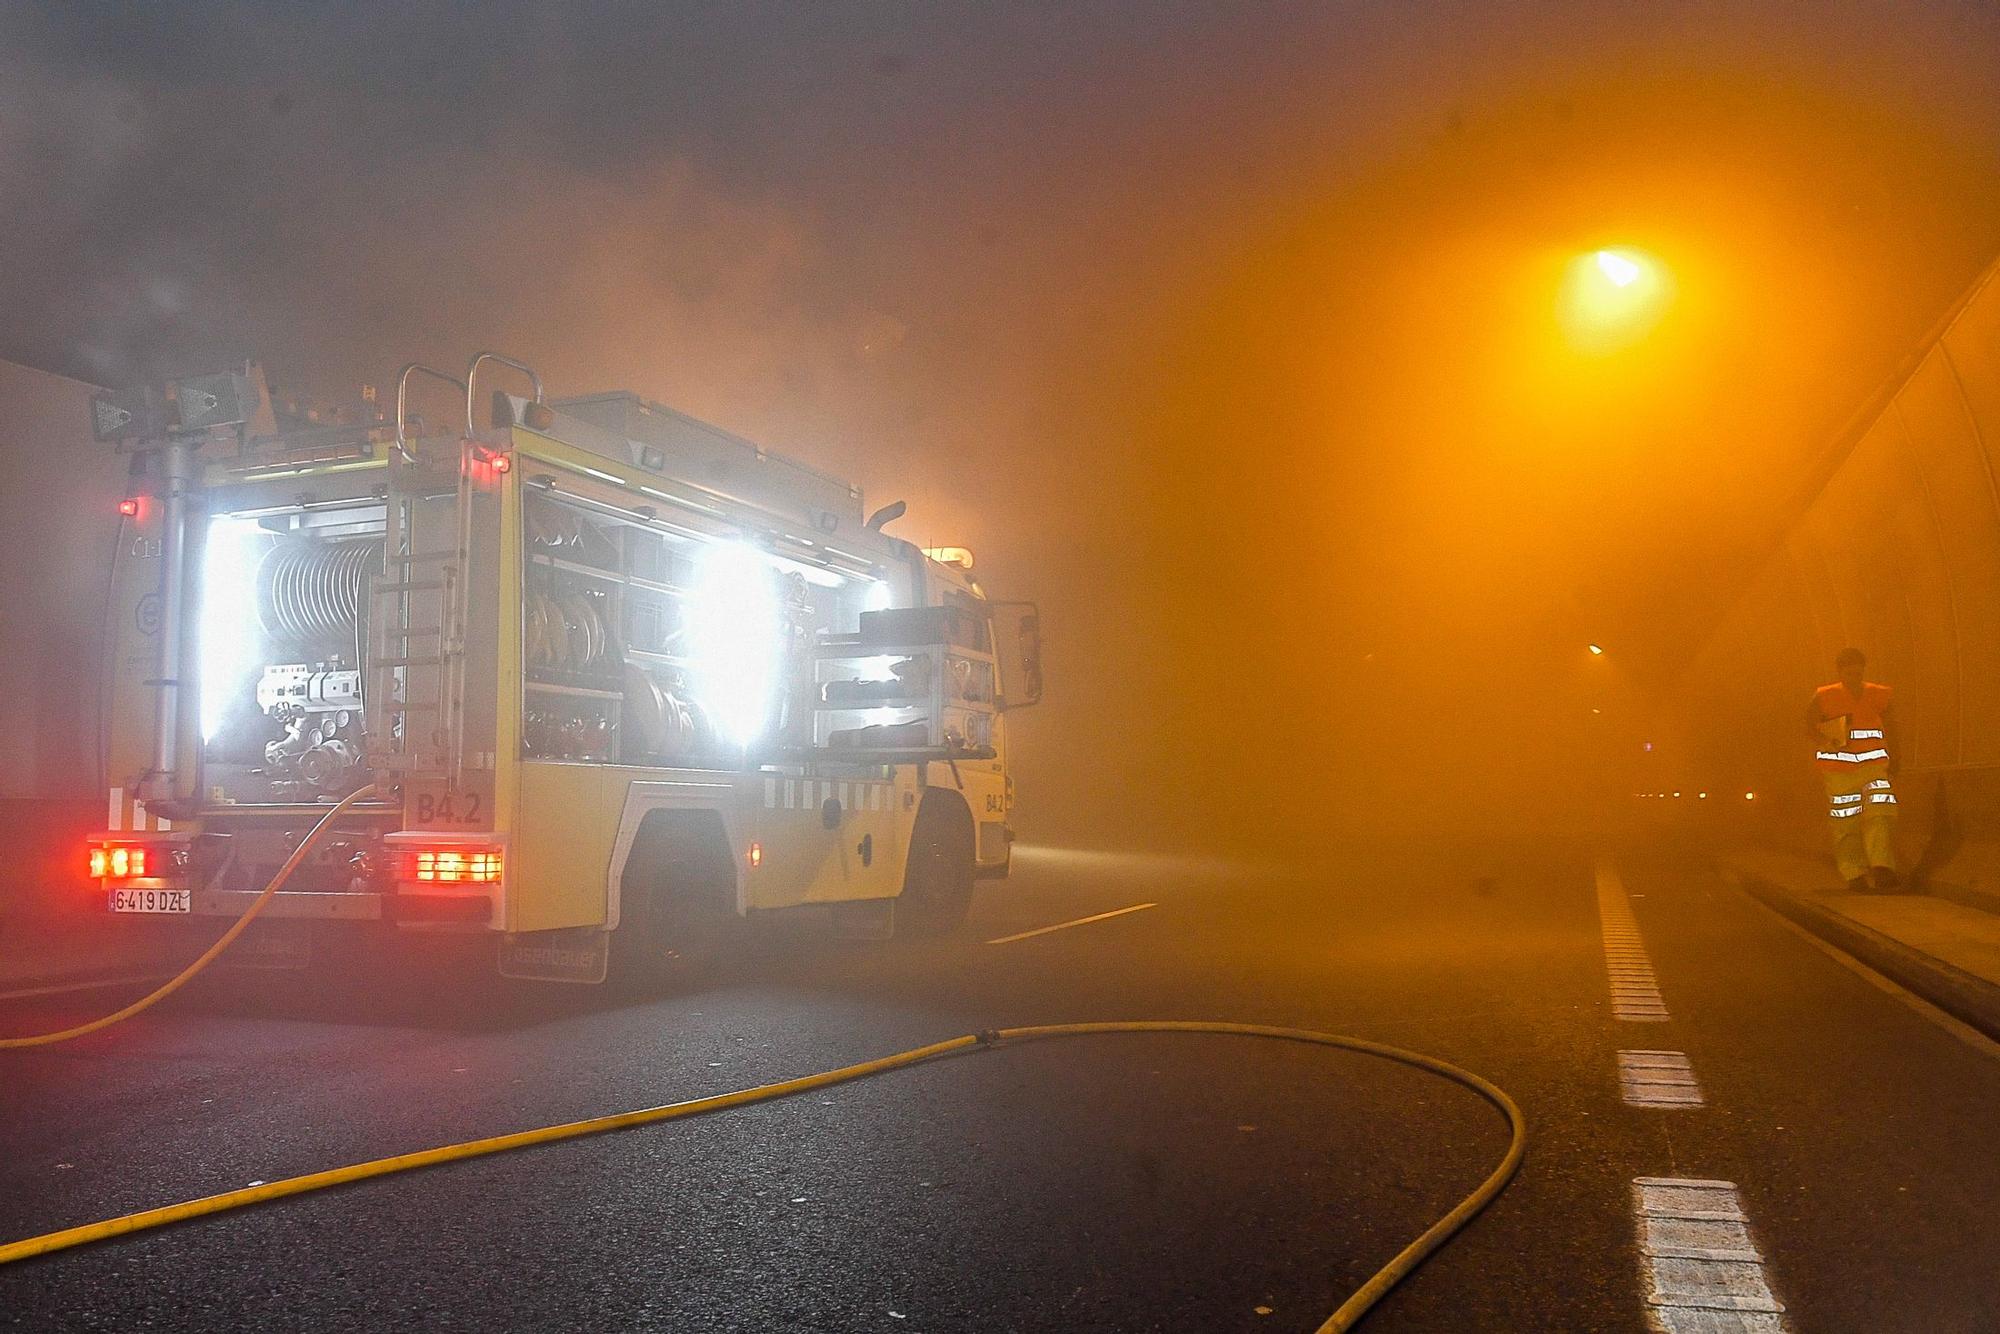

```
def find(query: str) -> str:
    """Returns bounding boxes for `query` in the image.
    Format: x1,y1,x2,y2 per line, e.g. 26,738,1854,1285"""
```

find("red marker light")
406,847,503,883
118,498,141,517
468,446,513,477
92,845,147,878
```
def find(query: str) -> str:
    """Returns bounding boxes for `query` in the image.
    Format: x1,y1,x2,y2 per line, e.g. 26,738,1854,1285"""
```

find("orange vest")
1813,682,1892,769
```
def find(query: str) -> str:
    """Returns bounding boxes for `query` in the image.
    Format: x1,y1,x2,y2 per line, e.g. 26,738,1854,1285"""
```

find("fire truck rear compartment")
200,506,385,807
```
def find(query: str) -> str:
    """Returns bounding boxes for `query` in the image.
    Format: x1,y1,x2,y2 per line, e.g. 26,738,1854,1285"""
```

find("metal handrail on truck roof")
392,363,465,463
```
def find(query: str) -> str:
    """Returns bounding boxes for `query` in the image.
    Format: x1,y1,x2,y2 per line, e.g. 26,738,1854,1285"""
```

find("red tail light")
88,844,149,880
391,846,503,884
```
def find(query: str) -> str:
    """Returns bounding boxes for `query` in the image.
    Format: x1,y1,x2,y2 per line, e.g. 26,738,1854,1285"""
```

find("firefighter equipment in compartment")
237,536,382,798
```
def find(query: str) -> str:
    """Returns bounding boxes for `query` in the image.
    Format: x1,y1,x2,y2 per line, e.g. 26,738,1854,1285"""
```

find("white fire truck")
85,355,1041,983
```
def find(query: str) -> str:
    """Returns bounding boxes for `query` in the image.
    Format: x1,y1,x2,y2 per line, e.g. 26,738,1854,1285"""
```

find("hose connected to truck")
1,795,1528,1330
0,784,381,1050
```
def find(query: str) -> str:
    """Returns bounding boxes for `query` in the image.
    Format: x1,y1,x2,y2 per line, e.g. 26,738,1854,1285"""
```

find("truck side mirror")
988,602,1043,710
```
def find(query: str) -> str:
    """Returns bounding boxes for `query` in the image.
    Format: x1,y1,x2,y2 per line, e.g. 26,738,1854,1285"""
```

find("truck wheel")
897,799,975,938
612,832,734,991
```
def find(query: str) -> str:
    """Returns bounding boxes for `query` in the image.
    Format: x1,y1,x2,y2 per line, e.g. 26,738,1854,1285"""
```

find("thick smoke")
4,3,2000,853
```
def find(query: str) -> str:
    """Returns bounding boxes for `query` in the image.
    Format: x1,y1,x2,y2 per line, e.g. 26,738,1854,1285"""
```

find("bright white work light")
689,541,784,747
198,517,267,742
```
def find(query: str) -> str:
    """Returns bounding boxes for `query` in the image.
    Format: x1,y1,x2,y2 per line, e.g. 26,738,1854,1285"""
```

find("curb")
1923,877,2000,918
1726,869,2000,1043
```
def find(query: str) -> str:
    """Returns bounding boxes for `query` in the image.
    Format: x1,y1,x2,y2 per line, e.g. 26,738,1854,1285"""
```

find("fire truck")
84,355,1042,983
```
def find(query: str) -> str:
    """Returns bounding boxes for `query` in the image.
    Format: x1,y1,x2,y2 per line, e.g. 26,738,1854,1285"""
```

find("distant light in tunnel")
1745,792,1756,801
1698,792,1708,799
1588,643,1604,656
1672,791,1682,798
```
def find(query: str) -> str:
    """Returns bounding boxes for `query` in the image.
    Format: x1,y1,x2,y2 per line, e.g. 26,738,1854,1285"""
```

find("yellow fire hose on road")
0,784,381,1050
0,790,1528,1331
0,1021,1524,1331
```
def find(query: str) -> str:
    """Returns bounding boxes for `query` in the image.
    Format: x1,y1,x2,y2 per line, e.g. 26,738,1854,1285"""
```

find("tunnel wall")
0,360,121,919
1685,259,2000,882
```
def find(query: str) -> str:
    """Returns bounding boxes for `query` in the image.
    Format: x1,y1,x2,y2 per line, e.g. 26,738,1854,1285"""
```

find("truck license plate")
110,888,190,914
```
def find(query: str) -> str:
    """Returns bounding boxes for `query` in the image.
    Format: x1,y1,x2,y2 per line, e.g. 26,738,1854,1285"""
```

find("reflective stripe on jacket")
1814,681,1893,769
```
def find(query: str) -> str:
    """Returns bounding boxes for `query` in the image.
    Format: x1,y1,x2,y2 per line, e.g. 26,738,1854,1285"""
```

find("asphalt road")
2,838,1997,1331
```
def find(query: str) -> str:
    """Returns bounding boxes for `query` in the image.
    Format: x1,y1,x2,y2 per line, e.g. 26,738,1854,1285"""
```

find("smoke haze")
5,2,2000,851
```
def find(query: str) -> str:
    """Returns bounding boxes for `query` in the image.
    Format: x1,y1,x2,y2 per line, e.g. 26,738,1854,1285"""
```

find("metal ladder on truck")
365,364,473,790
365,353,545,794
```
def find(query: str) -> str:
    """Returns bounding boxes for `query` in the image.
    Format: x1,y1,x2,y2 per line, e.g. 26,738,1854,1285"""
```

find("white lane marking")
1632,1177,1788,1330
985,903,1157,945
0,973,170,1003
1617,1050,1705,1108
1597,861,1671,1021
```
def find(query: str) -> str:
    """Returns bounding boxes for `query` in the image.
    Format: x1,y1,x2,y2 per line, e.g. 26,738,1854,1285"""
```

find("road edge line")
984,903,1157,945
1729,874,2000,1061
0,974,175,1004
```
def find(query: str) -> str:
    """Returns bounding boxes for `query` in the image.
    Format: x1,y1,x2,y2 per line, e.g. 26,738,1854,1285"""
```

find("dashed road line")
1602,864,1792,1330
984,903,1157,945
1597,861,1670,1021
0,974,170,1004
1617,1050,1704,1107
1632,1177,1787,1331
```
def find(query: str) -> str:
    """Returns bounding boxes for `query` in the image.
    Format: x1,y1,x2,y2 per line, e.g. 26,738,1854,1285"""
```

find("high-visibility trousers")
1821,761,1896,882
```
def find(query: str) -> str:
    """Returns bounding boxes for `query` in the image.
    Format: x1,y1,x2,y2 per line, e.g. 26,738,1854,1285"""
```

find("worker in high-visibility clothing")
1805,647,1900,891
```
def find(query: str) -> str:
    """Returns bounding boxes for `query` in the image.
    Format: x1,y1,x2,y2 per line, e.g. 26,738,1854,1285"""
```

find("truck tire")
897,797,975,938
612,826,735,991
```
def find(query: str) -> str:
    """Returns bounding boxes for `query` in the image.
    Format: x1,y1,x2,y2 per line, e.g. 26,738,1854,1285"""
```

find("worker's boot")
1871,866,1901,891
1845,875,1872,893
